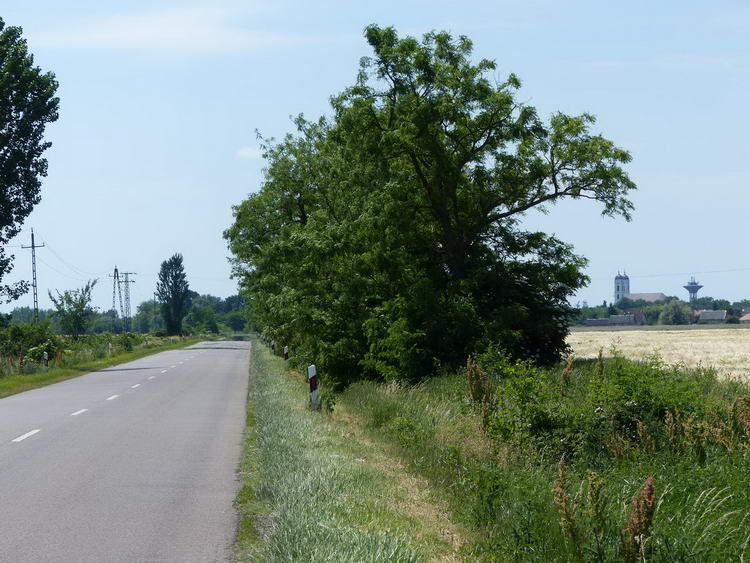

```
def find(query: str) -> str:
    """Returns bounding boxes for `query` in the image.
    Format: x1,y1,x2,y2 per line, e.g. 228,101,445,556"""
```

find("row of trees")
226,26,635,388
3,253,247,338
577,296,750,325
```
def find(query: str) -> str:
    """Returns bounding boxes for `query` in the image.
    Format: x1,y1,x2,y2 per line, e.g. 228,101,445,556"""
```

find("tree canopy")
0,18,59,302
156,253,191,335
48,280,97,340
226,25,635,388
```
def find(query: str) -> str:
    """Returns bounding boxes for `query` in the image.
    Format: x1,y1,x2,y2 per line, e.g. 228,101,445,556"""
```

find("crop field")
568,326,750,380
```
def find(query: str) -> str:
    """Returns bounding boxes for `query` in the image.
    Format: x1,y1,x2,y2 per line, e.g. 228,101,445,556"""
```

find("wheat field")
567,326,750,380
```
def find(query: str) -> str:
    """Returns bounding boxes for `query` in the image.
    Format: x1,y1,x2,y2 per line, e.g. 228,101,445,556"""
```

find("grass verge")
335,353,750,560
0,336,203,399
235,341,466,562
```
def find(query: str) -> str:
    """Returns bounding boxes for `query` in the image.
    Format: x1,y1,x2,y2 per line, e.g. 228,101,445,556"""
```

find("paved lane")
0,340,249,562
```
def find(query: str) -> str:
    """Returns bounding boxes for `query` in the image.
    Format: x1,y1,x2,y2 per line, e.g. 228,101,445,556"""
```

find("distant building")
698,310,727,324
584,313,640,327
584,318,611,327
624,292,668,303
609,314,637,326
624,309,646,325
614,272,630,302
740,313,750,324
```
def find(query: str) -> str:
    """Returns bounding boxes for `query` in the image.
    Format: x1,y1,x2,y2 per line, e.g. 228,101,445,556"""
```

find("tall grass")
235,342,460,561
336,351,750,560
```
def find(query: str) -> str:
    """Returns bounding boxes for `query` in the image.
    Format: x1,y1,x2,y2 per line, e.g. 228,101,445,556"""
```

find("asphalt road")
0,340,250,562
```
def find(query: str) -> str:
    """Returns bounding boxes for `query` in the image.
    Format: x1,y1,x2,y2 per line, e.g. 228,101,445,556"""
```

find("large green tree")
48,280,97,340
226,26,635,387
0,18,59,301
659,300,693,326
156,253,191,335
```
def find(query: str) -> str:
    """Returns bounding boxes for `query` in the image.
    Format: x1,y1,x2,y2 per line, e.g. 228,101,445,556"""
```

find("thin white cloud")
582,54,749,72
29,5,303,53
237,146,263,160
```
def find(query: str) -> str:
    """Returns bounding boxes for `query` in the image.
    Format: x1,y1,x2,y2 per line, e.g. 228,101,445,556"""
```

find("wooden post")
307,364,319,410
283,345,289,360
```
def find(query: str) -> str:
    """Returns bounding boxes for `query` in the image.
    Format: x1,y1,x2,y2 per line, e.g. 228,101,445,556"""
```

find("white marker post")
283,346,289,360
307,364,319,410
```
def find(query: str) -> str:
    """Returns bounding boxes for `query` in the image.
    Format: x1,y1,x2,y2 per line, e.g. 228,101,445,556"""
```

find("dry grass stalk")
466,356,494,431
620,476,657,562
636,420,656,454
586,471,609,547
561,356,575,391
606,431,630,458
665,410,680,450
596,349,605,378
704,410,735,450
684,415,707,465
553,459,584,561
732,396,750,435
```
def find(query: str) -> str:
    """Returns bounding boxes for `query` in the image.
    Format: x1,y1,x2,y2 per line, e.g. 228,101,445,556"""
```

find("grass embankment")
235,342,466,562
335,352,750,560
0,336,202,399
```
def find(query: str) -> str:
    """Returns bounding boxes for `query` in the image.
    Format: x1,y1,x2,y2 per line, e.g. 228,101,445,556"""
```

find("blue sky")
2,1,749,311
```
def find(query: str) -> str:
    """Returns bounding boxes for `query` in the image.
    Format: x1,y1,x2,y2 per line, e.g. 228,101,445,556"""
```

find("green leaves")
226,26,635,387
48,280,97,340
156,253,191,335
0,18,59,302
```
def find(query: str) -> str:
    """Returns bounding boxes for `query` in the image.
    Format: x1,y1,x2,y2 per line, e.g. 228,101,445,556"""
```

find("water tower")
684,277,703,302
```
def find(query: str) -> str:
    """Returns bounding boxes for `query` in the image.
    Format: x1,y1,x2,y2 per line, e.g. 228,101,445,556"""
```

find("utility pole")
21,229,45,320
120,272,136,332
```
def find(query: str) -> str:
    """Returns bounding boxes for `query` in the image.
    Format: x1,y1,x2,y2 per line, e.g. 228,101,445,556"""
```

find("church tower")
614,271,630,303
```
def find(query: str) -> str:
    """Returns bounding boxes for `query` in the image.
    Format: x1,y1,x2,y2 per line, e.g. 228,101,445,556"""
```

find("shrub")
478,349,721,461
115,332,141,352
0,321,57,358
26,339,58,363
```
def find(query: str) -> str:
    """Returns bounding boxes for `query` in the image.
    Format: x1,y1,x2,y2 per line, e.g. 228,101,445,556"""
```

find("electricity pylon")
21,229,45,320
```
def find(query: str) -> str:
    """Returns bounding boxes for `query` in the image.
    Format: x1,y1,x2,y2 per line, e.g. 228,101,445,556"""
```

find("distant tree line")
0,293,246,336
576,296,750,326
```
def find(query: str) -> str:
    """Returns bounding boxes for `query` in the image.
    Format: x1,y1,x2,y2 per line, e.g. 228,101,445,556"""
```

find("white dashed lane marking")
131,384,140,389
106,395,119,401
12,429,40,442
71,409,88,416
148,376,155,380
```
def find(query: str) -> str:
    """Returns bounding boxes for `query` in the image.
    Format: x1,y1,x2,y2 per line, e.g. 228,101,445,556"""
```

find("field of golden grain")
567,327,750,380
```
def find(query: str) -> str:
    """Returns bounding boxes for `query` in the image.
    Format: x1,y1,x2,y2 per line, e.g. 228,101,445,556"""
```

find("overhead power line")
34,232,106,278
591,266,750,282
36,256,89,283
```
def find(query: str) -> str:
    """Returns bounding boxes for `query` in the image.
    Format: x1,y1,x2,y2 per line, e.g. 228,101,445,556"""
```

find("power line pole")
21,228,45,320
120,272,136,332
110,267,124,332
